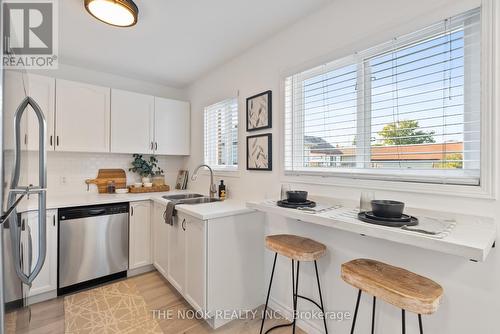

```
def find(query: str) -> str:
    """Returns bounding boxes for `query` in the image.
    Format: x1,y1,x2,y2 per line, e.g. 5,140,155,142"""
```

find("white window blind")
204,98,238,170
284,8,481,185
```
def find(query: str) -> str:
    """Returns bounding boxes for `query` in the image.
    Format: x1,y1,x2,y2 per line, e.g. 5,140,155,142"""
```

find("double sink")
162,193,221,205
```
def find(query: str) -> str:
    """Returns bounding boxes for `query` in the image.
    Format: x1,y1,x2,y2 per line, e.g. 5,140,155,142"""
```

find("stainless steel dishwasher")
58,202,129,295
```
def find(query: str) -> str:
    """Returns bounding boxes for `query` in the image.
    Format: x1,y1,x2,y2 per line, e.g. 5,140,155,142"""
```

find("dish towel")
163,201,174,226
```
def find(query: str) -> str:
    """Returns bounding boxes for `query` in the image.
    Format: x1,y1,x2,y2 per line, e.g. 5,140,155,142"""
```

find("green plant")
378,120,435,145
129,154,164,177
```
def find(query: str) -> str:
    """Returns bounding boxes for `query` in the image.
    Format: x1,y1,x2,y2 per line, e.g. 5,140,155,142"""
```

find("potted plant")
129,154,164,184
150,156,165,186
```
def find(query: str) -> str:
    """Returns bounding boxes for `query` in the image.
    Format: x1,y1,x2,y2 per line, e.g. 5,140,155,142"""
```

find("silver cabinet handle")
181,218,186,231
151,142,154,150
53,215,56,227
131,206,134,216
7,96,47,285
56,136,59,146
49,135,53,147
155,142,158,151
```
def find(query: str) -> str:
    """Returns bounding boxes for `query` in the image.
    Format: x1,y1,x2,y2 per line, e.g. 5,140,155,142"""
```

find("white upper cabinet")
4,70,28,151
111,89,154,154
55,79,110,152
18,75,190,155
154,97,190,155
26,74,55,151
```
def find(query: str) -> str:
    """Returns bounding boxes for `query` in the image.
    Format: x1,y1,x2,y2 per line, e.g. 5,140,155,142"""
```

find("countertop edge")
247,201,497,262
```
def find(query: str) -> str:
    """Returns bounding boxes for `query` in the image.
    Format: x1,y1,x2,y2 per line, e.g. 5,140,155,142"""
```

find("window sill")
281,171,495,200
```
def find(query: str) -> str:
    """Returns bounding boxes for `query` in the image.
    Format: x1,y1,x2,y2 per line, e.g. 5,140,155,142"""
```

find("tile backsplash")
24,151,187,195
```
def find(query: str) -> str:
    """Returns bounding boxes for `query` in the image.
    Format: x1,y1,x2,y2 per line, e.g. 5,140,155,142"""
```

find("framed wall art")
247,133,272,171
246,90,272,131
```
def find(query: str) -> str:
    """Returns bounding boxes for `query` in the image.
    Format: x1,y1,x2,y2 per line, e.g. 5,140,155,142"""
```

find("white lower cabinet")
152,202,168,277
129,201,152,270
165,211,206,311
154,208,264,329
166,213,186,292
184,214,206,312
22,209,58,299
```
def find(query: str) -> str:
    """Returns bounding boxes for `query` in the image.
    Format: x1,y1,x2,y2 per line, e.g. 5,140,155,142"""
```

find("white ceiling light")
84,0,138,27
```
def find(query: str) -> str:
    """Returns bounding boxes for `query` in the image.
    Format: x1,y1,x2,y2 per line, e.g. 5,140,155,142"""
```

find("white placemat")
263,200,456,239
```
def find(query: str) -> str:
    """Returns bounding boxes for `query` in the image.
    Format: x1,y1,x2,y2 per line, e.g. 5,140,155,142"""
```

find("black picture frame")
246,90,272,132
246,133,272,171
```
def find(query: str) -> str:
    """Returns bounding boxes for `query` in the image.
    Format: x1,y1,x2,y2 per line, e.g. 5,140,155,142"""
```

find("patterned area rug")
64,280,163,333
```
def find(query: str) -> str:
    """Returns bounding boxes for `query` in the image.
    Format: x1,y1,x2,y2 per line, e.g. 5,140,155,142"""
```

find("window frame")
203,97,239,172
280,4,496,199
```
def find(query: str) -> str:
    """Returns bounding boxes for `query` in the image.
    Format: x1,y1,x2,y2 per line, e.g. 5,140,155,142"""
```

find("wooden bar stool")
341,259,443,334
260,234,328,334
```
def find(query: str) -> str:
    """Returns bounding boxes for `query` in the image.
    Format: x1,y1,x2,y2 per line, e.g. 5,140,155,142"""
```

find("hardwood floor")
6,271,305,334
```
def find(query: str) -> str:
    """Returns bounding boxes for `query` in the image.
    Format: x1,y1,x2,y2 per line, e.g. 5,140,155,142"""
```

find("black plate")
364,211,412,222
358,212,418,227
277,200,316,209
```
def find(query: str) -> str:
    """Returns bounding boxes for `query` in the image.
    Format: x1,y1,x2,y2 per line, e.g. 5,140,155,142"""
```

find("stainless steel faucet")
191,164,217,198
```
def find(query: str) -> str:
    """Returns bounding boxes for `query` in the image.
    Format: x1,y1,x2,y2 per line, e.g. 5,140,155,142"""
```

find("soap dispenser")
218,180,226,200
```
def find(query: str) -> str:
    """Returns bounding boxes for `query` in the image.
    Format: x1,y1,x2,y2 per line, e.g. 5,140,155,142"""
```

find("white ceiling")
59,0,331,88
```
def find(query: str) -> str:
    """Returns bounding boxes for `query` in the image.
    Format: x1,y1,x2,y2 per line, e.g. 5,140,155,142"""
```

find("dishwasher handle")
88,209,106,216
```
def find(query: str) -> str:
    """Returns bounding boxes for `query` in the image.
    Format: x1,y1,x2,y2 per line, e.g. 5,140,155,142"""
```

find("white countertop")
18,190,252,220
247,199,497,262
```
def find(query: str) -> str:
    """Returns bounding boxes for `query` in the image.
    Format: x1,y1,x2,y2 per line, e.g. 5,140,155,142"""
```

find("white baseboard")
268,297,324,334
27,290,57,305
127,264,155,277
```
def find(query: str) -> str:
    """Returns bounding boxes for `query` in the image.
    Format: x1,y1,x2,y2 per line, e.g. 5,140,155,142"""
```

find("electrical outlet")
60,176,67,185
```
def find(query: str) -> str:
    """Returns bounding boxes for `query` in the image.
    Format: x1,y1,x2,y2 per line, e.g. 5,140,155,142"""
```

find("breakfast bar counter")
247,198,497,262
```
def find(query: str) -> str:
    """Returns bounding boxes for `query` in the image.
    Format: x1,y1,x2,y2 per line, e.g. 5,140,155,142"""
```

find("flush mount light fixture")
84,0,138,27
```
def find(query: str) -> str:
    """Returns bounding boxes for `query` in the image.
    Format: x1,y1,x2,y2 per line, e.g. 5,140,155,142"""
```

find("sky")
301,28,473,153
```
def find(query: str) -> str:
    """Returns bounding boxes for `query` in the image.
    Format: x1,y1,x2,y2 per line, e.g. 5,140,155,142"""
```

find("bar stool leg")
292,261,300,334
350,289,362,334
260,253,278,334
402,309,406,334
418,314,424,334
371,296,376,334
313,260,328,334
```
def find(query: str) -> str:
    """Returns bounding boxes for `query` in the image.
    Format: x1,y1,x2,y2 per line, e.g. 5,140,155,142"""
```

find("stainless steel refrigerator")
0,2,48,332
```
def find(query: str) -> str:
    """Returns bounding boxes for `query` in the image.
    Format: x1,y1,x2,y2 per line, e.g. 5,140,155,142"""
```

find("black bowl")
371,200,405,218
286,190,308,203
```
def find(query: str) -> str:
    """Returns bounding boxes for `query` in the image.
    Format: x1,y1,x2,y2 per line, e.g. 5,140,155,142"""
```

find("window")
204,98,238,170
284,8,481,185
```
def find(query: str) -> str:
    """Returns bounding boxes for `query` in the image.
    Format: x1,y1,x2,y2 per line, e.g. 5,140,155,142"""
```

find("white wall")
187,0,499,333
25,63,187,195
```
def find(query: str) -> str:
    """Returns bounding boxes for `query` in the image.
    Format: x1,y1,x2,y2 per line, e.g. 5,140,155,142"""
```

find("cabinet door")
55,79,110,152
129,201,152,270
26,74,55,151
154,97,190,155
24,209,58,297
111,89,154,154
4,70,28,151
167,213,185,293
184,216,206,312
152,202,168,277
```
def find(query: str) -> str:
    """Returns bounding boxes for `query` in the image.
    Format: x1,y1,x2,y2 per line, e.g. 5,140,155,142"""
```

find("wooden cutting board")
85,169,126,193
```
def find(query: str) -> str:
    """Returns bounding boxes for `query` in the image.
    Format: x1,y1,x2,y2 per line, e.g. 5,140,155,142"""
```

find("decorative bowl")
286,190,308,203
370,200,405,218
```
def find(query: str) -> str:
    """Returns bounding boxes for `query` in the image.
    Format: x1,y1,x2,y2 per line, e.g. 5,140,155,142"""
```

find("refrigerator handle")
7,96,47,285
